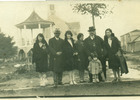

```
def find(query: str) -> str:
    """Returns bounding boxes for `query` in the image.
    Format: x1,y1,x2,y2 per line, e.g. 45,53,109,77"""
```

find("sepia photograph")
0,0,140,97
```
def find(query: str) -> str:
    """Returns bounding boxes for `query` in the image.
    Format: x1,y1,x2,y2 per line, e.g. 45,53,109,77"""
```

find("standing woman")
63,30,78,85
32,33,49,86
75,33,87,83
104,28,121,82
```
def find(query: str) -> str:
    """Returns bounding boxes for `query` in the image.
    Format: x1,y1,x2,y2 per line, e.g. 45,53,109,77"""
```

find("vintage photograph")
0,0,140,97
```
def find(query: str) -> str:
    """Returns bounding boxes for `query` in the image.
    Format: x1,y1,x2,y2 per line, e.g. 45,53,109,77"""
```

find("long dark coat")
84,36,105,69
63,39,77,71
84,36,104,59
75,40,87,71
49,37,64,73
104,36,121,70
32,42,49,72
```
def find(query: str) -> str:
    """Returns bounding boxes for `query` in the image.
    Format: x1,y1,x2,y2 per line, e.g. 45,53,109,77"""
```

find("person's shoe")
112,78,117,83
53,84,57,88
118,78,121,82
100,80,105,82
93,79,96,83
88,80,93,83
44,79,48,85
58,82,63,85
40,81,46,86
96,79,100,83
70,81,73,85
73,81,77,85
79,80,84,83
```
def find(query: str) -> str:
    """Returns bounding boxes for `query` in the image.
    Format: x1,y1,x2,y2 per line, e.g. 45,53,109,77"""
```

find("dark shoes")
112,78,117,83
112,78,121,83
58,82,63,85
118,78,121,82
79,80,85,83
53,84,58,88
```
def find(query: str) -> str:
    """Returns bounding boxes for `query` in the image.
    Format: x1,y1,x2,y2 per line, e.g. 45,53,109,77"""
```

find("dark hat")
88,26,96,32
54,28,61,34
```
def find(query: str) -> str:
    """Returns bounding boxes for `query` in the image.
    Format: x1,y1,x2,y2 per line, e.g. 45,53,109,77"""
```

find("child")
88,54,105,83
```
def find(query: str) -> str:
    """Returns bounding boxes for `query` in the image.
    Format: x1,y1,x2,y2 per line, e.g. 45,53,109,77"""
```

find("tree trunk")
92,14,95,28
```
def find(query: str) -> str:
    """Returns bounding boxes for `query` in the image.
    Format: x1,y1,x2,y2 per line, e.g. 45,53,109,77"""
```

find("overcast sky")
0,0,140,42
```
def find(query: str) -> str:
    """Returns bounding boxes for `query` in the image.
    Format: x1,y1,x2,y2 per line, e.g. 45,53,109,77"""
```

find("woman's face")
67,34,72,39
106,30,111,38
38,36,43,42
80,35,84,41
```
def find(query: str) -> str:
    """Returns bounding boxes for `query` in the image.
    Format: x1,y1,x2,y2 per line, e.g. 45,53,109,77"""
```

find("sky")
0,0,140,44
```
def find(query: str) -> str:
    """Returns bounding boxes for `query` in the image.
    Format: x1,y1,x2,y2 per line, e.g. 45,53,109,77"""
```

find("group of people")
32,26,127,87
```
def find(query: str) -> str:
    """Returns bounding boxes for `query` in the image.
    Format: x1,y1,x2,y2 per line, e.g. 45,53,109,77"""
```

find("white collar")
55,37,59,40
68,39,73,47
90,36,95,40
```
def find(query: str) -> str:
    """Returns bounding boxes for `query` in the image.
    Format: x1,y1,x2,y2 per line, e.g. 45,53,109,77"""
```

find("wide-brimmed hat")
88,26,96,32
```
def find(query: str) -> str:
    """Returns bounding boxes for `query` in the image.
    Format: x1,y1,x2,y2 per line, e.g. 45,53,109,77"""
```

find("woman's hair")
65,30,73,40
104,28,115,41
105,28,113,35
77,33,83,40
35,33,46,43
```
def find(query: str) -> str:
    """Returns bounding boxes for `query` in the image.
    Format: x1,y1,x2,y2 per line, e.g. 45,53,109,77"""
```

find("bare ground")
0,53,140,97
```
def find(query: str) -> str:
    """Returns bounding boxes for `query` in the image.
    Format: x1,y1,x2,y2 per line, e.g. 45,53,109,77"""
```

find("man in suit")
84,26,106,82
49,28,64,87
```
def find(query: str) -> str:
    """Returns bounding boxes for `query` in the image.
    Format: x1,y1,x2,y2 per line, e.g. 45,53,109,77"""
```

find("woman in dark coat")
63,30,78,85
75,33,87,83
32,33,49,86
104,28,121,82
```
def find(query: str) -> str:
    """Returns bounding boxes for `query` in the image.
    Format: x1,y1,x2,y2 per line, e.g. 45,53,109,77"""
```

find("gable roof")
48,14,80,39
121,29,140,37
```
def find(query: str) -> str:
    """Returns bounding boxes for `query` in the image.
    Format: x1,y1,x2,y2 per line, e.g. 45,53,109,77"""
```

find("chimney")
50,4,55,15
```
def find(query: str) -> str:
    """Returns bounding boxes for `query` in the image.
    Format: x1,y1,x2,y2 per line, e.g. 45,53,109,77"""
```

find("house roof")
121,29,140,37
66,22,80,29
66,22,80,35
48,14,80,39
16,11,54,29
48,14,69,39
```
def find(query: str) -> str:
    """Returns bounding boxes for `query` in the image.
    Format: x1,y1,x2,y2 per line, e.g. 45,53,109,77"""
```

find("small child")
88,55,105,83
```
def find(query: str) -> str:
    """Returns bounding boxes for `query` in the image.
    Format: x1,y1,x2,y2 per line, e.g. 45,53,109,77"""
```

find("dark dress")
49,37,64,73
32,42,49,72
104,36,121,70
75,40,87,71
63,39,77,71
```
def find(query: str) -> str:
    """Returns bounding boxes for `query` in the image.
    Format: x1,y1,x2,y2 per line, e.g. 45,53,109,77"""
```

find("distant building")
15,4,80,59
120,29,140,52
15,10,54,59
47,4,80,39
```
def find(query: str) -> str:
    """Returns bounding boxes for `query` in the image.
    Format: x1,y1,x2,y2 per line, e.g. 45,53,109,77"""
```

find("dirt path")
1,80,140,97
